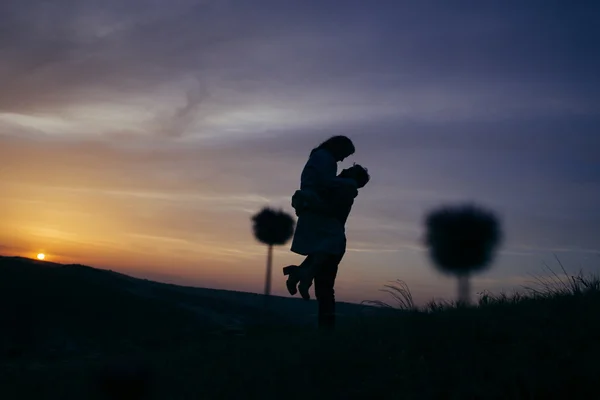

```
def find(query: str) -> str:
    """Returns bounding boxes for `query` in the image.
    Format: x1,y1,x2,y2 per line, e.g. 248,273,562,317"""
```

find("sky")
1,0,599,306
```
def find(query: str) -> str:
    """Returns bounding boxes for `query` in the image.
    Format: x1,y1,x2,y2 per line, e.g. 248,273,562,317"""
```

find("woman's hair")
341,163,370,188
310,135,355,160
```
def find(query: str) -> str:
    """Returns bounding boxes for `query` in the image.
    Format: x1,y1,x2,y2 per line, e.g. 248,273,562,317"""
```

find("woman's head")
340,164,370,188
312,135,355,161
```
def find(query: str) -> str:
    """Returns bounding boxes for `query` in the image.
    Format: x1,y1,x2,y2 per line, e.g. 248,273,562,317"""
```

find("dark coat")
290,149,355,256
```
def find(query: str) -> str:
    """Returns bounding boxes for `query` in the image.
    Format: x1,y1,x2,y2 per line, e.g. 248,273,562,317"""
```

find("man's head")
313,135,355,162
339,164,370,188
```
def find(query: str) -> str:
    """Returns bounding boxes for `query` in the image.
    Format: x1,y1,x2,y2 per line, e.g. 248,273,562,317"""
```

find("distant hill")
2,256,599,399
0,255,384,359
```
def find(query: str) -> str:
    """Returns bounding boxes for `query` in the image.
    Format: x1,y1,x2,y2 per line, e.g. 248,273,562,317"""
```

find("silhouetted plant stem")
264,245,273,297
458,274,470,305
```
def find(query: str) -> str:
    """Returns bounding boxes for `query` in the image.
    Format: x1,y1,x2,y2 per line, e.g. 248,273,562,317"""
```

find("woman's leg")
283,256,313,296
297,253,330,301
283,253,330,300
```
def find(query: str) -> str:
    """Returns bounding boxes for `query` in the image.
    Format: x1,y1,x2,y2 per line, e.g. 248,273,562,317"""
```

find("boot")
298,280,311,301
282,265,299,296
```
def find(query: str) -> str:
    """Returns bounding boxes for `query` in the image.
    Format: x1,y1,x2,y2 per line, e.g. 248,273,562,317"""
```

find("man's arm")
292,181,358,217
291,190,329,216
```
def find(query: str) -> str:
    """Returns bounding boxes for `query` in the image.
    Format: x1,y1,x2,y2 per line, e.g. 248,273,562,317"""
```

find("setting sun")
37,253,45,260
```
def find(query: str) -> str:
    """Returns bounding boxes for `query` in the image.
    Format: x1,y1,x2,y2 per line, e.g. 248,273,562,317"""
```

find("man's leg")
313,254,343,330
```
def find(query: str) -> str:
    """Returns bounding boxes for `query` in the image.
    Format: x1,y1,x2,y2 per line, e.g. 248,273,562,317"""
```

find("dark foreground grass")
2,271,600,399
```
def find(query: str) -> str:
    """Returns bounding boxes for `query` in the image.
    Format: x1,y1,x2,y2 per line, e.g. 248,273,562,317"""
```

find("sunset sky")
1,1,599,305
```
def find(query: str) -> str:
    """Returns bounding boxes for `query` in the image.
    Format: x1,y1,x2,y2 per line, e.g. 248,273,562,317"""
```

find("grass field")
1,256,599,399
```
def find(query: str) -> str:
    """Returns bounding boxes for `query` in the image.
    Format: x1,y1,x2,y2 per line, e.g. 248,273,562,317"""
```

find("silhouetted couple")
283,136,370,330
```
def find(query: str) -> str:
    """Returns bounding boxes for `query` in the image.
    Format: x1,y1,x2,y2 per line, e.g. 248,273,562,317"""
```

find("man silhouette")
285,164,370,330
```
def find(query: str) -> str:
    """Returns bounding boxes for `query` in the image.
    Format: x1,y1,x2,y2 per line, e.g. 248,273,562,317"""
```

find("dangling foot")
298,281,311,301
283,265,299,296
282,265,297,276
